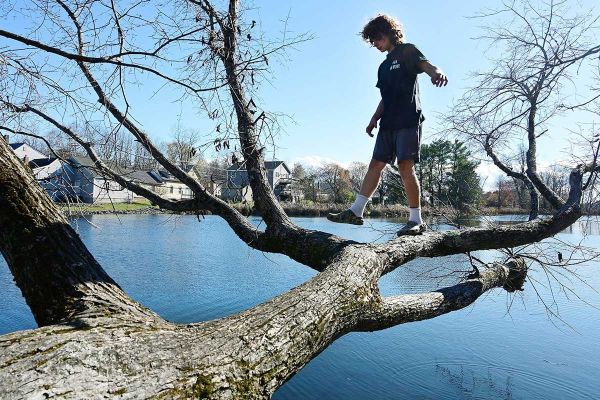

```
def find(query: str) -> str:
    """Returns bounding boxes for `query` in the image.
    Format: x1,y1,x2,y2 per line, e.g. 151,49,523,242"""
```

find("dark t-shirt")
376,43,428,129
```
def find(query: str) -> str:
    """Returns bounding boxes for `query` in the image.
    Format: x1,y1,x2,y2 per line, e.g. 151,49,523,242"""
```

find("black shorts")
372,125,422,164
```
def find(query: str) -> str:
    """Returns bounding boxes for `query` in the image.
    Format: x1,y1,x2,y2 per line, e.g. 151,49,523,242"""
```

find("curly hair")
361,14,405,45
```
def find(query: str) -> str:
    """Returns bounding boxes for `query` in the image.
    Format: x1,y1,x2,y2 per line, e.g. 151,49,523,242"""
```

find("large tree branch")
357,258,527,332
374,163,584,276
484,135,539,219
0,234,532,399
0,29,227,94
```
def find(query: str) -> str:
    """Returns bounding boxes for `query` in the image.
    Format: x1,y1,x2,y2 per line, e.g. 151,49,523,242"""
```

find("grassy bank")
57,200,571,218
58,200,160,214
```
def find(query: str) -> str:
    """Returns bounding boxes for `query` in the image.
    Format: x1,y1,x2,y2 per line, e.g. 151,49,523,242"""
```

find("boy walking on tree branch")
327,14,448,236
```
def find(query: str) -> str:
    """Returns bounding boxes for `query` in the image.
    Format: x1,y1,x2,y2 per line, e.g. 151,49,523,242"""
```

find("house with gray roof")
8,141,46,163
221,160,300,202
62,155,164,203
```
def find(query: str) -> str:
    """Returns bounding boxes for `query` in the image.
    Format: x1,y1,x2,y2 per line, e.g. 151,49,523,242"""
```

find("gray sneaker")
327,209,364,225
396,221,427,236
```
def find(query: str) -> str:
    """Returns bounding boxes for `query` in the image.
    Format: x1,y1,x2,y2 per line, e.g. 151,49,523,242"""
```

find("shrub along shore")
58,201,539,218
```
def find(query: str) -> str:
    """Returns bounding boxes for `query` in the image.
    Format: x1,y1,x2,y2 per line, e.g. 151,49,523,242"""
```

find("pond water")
1,214,599,399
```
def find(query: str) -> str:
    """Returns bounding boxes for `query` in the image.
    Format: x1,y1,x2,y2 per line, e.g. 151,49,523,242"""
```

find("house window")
169,186,173,194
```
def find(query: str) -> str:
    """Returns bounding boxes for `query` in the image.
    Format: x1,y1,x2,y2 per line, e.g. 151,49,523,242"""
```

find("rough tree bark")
0,0,595,398
0,116,586,399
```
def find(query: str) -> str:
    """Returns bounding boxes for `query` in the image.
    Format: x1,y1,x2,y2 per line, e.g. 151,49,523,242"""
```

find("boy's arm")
372,99,384,120
366,99,384,137
418,60,448,87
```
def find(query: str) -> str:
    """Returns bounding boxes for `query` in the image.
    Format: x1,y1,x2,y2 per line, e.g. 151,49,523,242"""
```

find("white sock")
350,194,370,217
409,207,422,224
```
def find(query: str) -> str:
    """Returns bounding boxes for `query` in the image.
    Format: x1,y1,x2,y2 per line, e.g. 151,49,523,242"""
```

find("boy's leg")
350,158,387,216
398,159,423,223
394,125,426,235
328,128,393,225
327,159,386,225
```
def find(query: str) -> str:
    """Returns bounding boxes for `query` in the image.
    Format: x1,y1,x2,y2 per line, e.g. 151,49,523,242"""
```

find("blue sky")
140,0,594,185
246,0,599,189
3,0,598,190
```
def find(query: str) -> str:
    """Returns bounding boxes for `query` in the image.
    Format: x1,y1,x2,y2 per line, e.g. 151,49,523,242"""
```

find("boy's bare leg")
397,159,426,235
349,158,386,217
327,158,386,224
359,159,387,197
397,160,420,208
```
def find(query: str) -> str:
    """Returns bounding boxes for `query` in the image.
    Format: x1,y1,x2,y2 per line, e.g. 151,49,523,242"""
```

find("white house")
9,142,46,163
28,158,67,201
150,166,194,201
63,156,164,204
29,158,63,180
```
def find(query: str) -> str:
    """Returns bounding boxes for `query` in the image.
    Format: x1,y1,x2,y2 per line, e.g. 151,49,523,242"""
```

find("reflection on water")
1,215,599,399
382,253,470,295
435,363,516,400
430,359,592,400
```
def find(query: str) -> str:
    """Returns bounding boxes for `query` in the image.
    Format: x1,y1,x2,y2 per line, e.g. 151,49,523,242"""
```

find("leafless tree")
0,0,598,398
194,155,228,196
317,162,352,203
348,161,368,193
540,164,571,206
294,164,320,203
133,140,159,170
447,0,600,219
163,126,203,167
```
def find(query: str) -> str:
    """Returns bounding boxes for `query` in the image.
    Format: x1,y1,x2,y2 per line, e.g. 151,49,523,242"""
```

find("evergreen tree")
447,140,482,211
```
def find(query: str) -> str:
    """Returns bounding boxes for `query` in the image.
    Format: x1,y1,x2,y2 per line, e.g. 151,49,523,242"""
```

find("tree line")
291,138,483,212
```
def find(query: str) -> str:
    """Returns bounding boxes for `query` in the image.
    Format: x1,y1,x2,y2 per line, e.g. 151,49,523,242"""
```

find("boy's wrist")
430,67,444,77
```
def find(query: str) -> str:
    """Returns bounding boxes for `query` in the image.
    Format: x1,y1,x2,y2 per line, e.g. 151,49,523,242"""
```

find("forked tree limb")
0,119,590,398
357,258,527,332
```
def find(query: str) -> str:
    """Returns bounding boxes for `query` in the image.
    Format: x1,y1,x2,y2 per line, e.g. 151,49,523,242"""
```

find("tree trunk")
0,140,161,328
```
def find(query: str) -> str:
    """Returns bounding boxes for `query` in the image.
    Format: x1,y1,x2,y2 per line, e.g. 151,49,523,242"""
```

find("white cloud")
476,161,503,192
291,155,351,169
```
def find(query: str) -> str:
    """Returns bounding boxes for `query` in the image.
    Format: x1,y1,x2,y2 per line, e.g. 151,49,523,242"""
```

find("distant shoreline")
58,202,561,218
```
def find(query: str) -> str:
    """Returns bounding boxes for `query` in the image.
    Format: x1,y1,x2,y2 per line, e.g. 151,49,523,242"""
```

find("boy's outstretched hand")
430,70,448,87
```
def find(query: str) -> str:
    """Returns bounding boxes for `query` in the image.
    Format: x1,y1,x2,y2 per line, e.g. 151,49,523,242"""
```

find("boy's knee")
398,160,415,175
369,159,387,173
